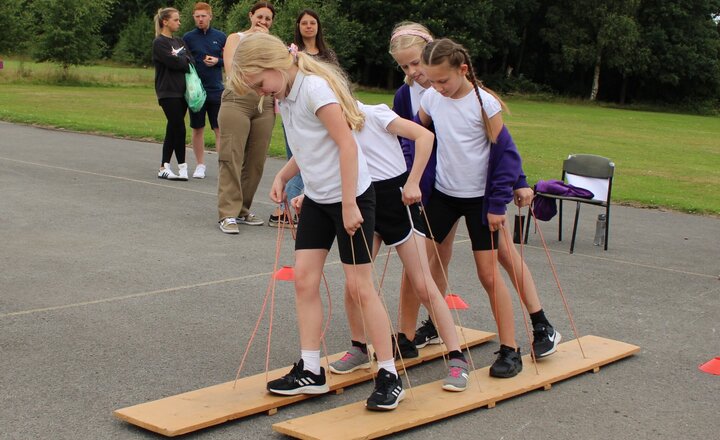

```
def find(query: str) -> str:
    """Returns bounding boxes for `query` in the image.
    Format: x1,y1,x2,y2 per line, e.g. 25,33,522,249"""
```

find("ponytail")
154,7,178,37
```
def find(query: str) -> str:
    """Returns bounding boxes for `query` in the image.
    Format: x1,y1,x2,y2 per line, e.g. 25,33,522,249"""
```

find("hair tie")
390,29,433,43
288,43,299,60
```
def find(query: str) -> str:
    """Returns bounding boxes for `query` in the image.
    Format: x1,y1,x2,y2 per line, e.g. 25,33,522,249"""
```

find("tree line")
2,0,719,109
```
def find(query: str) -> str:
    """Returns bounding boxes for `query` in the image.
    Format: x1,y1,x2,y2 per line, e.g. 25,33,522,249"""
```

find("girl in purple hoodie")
417,38,527,378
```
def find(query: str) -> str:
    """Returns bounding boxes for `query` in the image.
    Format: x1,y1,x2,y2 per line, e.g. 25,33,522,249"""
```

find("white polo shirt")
355,102,407,182
421,86,502,198
279,72,371,204
409,81,428,116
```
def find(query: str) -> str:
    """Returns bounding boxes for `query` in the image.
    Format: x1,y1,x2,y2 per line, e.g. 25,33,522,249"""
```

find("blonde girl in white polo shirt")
228,32,403,411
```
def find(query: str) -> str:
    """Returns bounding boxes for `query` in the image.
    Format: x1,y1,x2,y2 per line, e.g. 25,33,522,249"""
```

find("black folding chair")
527,154,615,253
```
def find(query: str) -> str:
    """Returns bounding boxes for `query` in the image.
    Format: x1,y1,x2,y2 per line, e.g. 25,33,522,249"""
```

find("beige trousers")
217,89,276,220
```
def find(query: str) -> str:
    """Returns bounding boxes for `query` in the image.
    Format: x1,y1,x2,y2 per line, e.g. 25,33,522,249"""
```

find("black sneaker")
373,333,419,361
366,368,405,411
266,360,329,395
413,317,443,348
489,345,523,378
532,323,561,358
393,333,419,360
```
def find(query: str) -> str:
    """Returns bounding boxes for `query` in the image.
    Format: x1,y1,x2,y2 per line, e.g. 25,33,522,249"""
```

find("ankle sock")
301,349,321,375
351,340,368,354
530,309,550,327
448,350,465,361
376,359,397,376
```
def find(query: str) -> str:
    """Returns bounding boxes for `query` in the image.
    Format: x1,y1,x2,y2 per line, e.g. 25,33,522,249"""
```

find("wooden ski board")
273,335,640,440
113,326,495,437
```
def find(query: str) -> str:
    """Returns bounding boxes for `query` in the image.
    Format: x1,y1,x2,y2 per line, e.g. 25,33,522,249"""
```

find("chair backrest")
562,154,615,202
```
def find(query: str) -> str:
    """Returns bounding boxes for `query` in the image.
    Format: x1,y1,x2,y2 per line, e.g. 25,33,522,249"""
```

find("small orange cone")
273,266,295,281
445,293,469,310
699,357,720,375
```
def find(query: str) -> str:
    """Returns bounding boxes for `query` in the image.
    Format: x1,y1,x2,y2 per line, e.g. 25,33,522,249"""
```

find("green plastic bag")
185,64,206,112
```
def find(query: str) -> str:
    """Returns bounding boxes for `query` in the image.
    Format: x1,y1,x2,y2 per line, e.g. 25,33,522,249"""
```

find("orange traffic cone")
273,266,295,281
699,357,720,375
445,293,469,310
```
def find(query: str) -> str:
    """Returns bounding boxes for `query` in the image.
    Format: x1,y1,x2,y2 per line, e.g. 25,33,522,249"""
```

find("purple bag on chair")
531,179,594,221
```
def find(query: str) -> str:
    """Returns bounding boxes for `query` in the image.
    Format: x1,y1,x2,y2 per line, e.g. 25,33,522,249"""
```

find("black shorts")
295,186,376,264
189,100,221,129
425,190,498,251
373,172,425,247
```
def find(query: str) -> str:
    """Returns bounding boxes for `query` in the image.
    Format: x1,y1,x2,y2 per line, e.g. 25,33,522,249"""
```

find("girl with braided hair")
416,38,528,377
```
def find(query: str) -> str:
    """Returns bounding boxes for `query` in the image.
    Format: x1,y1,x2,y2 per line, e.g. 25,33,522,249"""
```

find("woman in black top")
152,7,192,180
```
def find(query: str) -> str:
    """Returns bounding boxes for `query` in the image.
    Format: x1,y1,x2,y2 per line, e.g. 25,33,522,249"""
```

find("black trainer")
373,333,419,361
266,360,329,395
366,368,405,411
413,317,443,348
532,323,562,358
393,333,419,360
489,345,523,378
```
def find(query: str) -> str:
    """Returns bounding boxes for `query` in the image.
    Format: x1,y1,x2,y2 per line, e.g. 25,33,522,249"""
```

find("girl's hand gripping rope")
401,181,422,206
487,213,506,232
342,202,363,236
270,174,287,204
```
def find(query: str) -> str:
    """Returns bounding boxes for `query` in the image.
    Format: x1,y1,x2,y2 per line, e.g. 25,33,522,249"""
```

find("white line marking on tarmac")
0,156,277,206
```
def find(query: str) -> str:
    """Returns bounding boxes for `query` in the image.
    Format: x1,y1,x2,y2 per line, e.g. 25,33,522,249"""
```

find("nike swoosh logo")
548,332,556,342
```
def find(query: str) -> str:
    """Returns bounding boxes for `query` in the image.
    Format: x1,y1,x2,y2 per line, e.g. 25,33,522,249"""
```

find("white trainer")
158,163,178,180
193,164,206,179
177,163,189,181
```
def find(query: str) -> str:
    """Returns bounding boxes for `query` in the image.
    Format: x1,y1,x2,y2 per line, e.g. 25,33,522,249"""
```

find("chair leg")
604,206,610,251
570,202,581,254
524,210,531,244
558,199,563,242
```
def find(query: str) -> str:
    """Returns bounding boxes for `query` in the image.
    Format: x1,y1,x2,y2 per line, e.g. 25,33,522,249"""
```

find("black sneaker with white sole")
413,317,442,349
366,368,405,411
266,360,329,396
532,323,562,358
489,345,523,378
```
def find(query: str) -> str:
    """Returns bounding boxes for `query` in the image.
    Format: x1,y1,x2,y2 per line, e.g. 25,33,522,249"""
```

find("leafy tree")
0,0,32,56
637,0,720,105
542,0,645,100
31,0,114,77
102,0,169,58
112,13,155,66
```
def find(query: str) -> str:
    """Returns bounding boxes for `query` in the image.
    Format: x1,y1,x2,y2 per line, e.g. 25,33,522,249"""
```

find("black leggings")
159,98,187,166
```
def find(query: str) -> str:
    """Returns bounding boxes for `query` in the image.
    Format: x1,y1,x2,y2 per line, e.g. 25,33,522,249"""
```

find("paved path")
1,121,718,439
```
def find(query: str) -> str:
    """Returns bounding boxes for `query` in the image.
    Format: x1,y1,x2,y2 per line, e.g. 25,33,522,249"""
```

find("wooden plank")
273,335,640,440
113,326,495,437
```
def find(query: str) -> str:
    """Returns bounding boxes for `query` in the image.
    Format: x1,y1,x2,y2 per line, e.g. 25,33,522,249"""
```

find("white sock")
301,350,321,375
376,359,397,377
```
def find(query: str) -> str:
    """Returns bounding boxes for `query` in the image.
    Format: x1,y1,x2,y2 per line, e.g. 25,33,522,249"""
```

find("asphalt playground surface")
1,121,718,440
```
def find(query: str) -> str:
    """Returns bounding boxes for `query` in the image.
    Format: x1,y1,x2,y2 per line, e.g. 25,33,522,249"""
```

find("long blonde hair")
154,8,178,37
389,22,434,86
228,33,364,130
421,38,508,143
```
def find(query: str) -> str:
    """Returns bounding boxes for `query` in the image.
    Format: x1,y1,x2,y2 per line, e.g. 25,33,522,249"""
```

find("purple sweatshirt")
483,125,528,224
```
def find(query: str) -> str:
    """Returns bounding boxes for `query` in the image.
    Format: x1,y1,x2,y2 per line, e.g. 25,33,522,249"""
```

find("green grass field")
1,59,719,215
